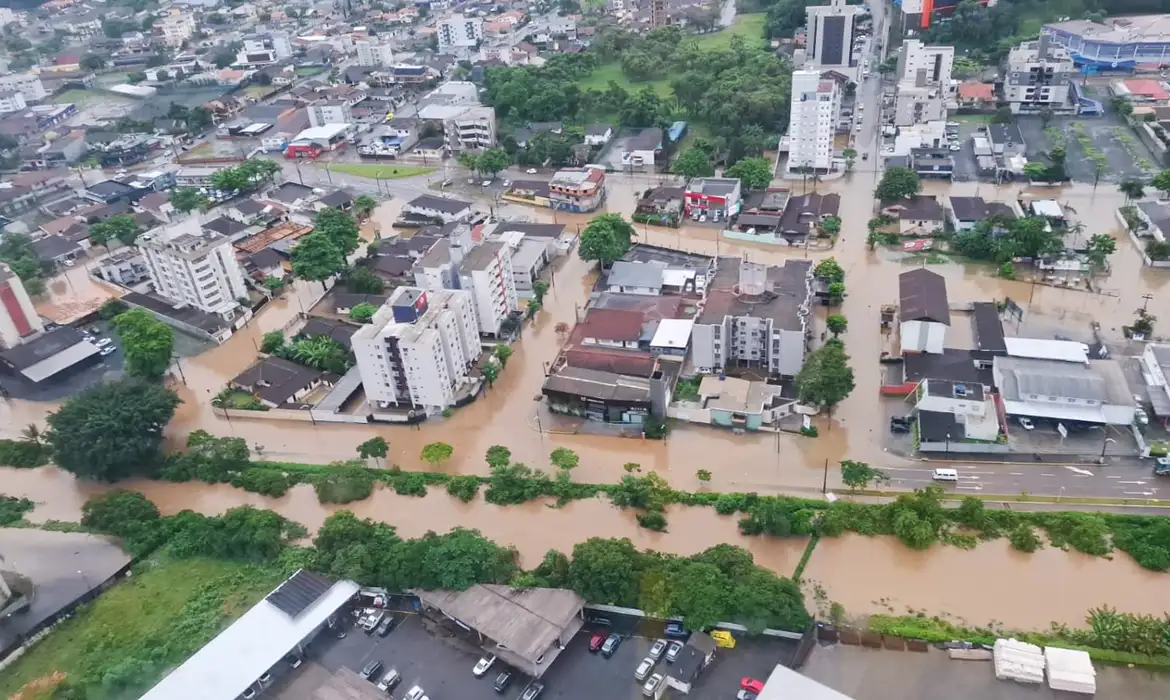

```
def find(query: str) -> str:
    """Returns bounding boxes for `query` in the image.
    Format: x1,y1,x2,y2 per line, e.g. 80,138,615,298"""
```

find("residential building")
893,83,946,127
95,249,151,287
415,104,497,151
620,128,663,169
805,0,863,72
777,192,841,238
1140,344,1170,426
0,73,46,102
489,222,563,293
354,39,395,68
683,177,743,221
0,91,26,114
548,166,605,212
605,261,664,296
1004,36,1076,113
994,355,1135,426
899,268,949,354
307,102,353,128
786,70,840,173
236,33,292,66
403,195,473,223
947,196,1016,231
690,258,814,376
0,263,44,350
899,39,954,88
459,241,519,337
230,356,329,408
155,9,196,47
957,81,996,108
881,195,946,235
137,218,250,321
910,147,954,179
986,123,1026,157
584,124,613,146
437,14,484,49
352,288,481,414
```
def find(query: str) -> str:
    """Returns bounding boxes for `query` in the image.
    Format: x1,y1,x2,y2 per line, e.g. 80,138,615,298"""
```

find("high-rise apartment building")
355,39,395,68
352,288,481,414
156,9,197,47
0,263,43,350
437,14,484,49
899,39,954,86
1003,35,1075,113
805,0,863,71
786,70,840,173
0,73,45,102
137,219,250,321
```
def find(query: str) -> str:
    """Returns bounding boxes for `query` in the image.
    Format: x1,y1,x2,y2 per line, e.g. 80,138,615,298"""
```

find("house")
548,167,606,212
334,293,388,315
584,124,613,146
948,196,1016,232
664,632,718,694
987,123,1026,157
993,355,1135,426
910,148,954,179
316,189,354,211
575,308,644,349
229,356,330,408
912,378,1001,442
268,182,317,208
881,195,946,235
410,137,448,161
694,375,796,430
957,81,995,108
403,195,472,223
684,177,742,221
777,192,841,238
1136,200,1170,240
605,261,664,296
899,268,949,354
621,128,663,169
298,317,357,350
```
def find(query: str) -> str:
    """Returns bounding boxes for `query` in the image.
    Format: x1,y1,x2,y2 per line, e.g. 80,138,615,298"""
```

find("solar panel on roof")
265,569,335,617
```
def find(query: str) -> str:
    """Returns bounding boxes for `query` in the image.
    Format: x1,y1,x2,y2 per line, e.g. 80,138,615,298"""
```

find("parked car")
648,639,667,660
284,653,302,669
635,657,654,681
363,611,385,633
494,670,513,693
664,622,688,638
404,686,427,700
741,678,765,695
94,337,113,348
589,633,607,652
100,346,117,357
526,168,538,174
520,682,545,700
258,672,272,686
1018,417,1035,431
1136,408,1150,425
376,615,397,637
241,689,256,700
642,673,664,697
474,655,496,677
360,660,383,680
737,691,757,700
481,180,492,187
601,634,622,658
665,641,684,663
376,669,401,692
1154,457,1170,476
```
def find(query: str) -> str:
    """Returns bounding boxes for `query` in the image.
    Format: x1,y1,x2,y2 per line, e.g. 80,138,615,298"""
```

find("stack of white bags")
1044,646,1097,695
992,638,1045,684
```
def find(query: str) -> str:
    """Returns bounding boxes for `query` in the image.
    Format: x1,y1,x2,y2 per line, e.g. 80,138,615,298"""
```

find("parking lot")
1005,417,1138,458
277,610,798,700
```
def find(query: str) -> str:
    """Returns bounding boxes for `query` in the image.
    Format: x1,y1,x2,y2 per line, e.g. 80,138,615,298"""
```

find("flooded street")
5,464,1162,629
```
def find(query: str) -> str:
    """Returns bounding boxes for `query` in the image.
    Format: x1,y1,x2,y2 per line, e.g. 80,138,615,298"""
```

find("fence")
1118,209,1170,268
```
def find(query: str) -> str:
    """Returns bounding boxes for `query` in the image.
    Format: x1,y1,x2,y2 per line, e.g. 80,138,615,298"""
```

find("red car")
741,678,765,694
589,633,606,652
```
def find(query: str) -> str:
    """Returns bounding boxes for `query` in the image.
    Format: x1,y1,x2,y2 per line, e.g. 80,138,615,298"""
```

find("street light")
1100,436,1116,462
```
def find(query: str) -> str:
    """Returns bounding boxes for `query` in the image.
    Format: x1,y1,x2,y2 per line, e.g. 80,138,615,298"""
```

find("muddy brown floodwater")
6,465,1166,629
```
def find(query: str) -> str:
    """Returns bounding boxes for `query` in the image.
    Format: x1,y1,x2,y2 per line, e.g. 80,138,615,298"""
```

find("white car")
949,144,961,151
94,337,113,348
481,180,492,187
473,655,495,677
1018,417,1035,431
526,168,538,174
404,686,427,700
648,639,667,660
100,346,116,357
642,673,664,697
665,641,684,663
635,657,654,681
1136,408,1150,425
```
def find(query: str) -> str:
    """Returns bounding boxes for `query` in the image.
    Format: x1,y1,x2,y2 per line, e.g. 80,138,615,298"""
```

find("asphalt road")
879,462,1166,500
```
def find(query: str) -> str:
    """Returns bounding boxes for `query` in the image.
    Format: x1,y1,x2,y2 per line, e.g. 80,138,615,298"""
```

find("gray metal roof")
606,260,664,289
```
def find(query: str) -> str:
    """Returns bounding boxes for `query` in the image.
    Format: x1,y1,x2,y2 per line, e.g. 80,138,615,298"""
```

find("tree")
569,537,641,606
170,187,209,213
673,147,715,179
420,442,453,468
826,314,847,337
291,233,345,284
349,302,377,323
260,330,285,354
127,71,147,84
80,53,106,70
724,157,773,191
80,489,162,548
819,215,841,236
111,308,174,380
343,266,385,294
1153,169,1170,198
532,279,549,306
842,147,857,172
1086,234,1117,272
1114,98,1134,117
290,335,349,373
696,469,712,481
46,379,181,481
1133,308,1157,336
482,361,500,387
457,151,479,173
357,436,389,467
840,460,889,490
476,148,510,177
353,194,377,220
485,445,512,469
550,447,579,471
796,342,855,413
669,561,729,630
813,258,845,283
89,214,141,249
992,106,1014,124
493,344,513,368
875,167,921,200
1023,161,1049,181
578,213,636,265
1119,179,1146,203
314,207,361,256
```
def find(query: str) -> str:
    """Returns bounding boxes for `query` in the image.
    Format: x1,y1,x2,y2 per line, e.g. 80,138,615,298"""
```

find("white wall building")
352,287,481,414
0,73,45,102
898,268,949,354
156,9,197,47
437,13,484,49
137,219,250,321
307,102,353,128
459,241,518,337
900,39,954,88
0,91,27,114
805,0,862,72
1004,35,1076,113
355,39,395,68
0,263,44,350
786,70,839,173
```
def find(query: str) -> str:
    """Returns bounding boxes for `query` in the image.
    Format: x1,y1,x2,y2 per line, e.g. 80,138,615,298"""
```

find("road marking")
1009,472,1024,476
957,485,984,491
1118,480,1147,485
1106,475,1122,479
1063,466,1095,476
1040,473,1056,477
1124,491,1155,496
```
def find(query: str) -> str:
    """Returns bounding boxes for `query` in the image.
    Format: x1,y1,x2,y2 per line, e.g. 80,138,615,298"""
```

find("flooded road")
4,174,1165,495
5,465,1163,629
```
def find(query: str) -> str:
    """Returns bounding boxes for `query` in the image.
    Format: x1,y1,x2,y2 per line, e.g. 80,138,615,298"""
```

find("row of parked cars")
472,654,544,700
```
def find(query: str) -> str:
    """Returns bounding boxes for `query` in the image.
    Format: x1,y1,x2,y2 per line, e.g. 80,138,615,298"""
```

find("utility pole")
1141,293,1154,312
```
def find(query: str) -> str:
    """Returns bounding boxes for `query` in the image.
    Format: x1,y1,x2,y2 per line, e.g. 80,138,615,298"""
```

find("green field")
325,163,436,179
53,89,102,106
0,557,283,699
577,13,768,97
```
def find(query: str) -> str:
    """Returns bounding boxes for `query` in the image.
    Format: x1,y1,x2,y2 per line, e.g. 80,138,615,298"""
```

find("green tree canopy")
724,157,774,191
579,213,636,265
549,447,579,471
826,314,847,337
476,147,511,176
875,167,921,200
485,445,512,469
420,441,453,467
569,536,642,606
89,214,142,249
314,207,361,256
169,187,210,213
673,147,715,179
840,460,889,490
46,379,181,481
349,302,377,323
796,342,855,413
111,308,174,380
291,232,346,283
357,436,389,465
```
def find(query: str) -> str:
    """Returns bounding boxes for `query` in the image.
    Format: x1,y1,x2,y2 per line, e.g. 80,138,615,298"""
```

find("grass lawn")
296,66,326,77
576,61,672,98
0,556,284,699
325,163,436,179
54,89,100,106
693,12,768,51
241,85,273,98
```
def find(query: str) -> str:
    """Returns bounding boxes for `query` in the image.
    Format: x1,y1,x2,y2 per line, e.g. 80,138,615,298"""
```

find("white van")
932,468,959,482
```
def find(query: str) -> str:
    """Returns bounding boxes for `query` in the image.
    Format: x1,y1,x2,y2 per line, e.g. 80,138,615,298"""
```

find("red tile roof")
574,308,643,342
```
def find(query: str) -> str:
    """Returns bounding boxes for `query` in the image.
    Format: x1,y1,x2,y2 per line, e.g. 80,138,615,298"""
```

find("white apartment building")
355,39,395,68
156,9,197,47
308,101,353,128
1004,35,1076,113
236,33,293,66
0,73,45,102
437,14,484,49
0,91,27,114
137,219,250,321
450,105,496,150
352,287,481,414
459,241,518,337
900,39,954,88
786,70,839,173
0,263,44,350
805,0,862,72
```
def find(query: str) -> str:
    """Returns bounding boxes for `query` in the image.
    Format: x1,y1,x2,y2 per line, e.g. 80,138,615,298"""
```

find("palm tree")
293,336,341,370
353,195,377,221
1119,179,1145,203
21,423,42,445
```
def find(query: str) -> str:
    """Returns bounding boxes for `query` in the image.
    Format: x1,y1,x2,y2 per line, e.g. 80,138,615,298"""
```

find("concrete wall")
1119,208,1170,268
667,404,712,424
919,440,1010,453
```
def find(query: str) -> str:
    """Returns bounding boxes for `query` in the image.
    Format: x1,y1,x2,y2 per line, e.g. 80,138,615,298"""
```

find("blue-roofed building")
1045,16,1170,72
667,121,687,143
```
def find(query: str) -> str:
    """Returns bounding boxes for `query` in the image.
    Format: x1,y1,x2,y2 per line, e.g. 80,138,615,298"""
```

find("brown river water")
3,173,1169,629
